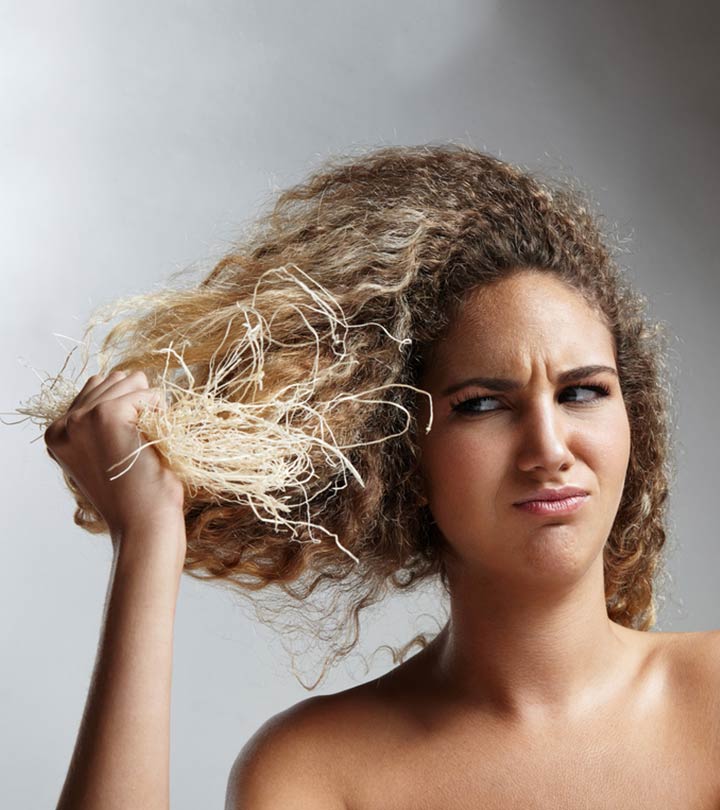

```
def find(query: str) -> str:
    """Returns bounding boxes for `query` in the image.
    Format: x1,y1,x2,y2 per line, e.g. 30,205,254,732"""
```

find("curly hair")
30,143,679,688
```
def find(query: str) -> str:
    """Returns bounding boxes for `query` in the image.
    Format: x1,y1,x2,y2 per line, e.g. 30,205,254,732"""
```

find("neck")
431,554,633,725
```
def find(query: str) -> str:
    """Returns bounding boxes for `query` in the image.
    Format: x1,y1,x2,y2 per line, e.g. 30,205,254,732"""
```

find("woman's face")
416,270,631,589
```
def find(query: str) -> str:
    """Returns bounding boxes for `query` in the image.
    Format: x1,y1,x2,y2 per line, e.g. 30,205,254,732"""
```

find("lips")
514,486,589,505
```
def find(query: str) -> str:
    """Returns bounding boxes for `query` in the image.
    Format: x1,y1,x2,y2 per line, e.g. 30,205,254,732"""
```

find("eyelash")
450,383,612,415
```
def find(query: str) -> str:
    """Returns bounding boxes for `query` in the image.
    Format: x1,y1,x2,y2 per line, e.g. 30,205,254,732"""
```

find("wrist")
112,511,187,572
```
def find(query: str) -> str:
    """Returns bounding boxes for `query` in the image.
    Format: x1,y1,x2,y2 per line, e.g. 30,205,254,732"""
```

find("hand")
44,370,186,549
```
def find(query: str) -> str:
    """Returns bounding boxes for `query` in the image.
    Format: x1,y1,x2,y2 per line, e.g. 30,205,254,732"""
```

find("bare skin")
230,270,720,808
266,624,720,809
46,370,186,810
48,274,719,808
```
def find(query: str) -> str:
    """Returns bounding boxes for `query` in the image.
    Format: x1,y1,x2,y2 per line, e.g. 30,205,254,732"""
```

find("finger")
99,389,167,471
53,382,164,447
92,387,166,429
81,370,147,411
67,373,105,410
46,373,111,443
74,370,132,409
129,387,165,416
70,370,132,410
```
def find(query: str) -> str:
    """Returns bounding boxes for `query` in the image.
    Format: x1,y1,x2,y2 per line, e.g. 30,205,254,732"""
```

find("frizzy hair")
36,143,679,687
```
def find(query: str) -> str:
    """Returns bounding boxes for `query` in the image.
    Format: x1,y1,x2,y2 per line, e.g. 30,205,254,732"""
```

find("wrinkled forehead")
422,273,615,379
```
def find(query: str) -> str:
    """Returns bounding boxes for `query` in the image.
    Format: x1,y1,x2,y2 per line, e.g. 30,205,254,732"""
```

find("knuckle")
129,370,148,386
91,400,117,422
64,409,84,431
44,421,59,445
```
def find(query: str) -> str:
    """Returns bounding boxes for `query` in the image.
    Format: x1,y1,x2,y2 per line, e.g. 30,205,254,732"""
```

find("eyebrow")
440,365,619,397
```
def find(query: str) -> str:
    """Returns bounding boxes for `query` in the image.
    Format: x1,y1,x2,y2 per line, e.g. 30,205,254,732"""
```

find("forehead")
427,272,615,375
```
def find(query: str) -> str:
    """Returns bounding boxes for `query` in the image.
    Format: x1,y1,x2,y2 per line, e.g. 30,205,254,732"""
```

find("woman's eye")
562,384,610,404
450,384,610,415
451,395,500,414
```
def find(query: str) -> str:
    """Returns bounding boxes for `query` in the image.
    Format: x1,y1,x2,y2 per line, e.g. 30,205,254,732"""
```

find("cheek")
420,429,501,507
573,409,631,524
595,409,632,477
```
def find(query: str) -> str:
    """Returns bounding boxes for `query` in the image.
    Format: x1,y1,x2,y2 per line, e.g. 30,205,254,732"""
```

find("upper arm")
225,697,346,810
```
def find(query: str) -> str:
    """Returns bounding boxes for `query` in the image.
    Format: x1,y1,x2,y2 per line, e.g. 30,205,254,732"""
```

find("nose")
515,397,574,473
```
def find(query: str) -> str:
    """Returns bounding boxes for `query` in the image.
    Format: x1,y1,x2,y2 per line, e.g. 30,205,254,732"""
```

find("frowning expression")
416,270,631,589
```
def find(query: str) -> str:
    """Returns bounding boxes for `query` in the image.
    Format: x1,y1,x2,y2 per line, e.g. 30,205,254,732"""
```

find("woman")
41,144,720,808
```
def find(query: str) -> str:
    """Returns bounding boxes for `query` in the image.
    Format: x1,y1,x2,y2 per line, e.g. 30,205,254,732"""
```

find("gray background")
2,0,718,807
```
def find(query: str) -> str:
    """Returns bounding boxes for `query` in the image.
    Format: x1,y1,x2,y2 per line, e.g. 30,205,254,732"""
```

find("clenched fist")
44,370,186,550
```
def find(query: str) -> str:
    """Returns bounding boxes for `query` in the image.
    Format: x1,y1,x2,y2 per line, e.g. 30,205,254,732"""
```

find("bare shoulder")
653,628,720,740
690,626,720,664
225,692,354,810
656,627,720,681
677,627,720,695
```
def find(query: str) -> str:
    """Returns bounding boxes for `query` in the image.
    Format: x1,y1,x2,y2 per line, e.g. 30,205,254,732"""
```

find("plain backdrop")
2,1,718,807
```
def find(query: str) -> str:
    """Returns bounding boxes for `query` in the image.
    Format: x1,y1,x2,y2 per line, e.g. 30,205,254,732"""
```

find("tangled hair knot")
16,143,678,687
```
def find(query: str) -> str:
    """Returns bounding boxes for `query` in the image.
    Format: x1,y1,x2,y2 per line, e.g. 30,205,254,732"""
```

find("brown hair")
35,143,679,687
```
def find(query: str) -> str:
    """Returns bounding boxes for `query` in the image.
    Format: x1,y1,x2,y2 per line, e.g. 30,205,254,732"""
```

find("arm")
43,370,187,809
56,515,185,810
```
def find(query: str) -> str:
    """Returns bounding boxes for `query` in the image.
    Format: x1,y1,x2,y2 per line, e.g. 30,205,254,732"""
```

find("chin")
444,525,603,588
520,526,604,579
